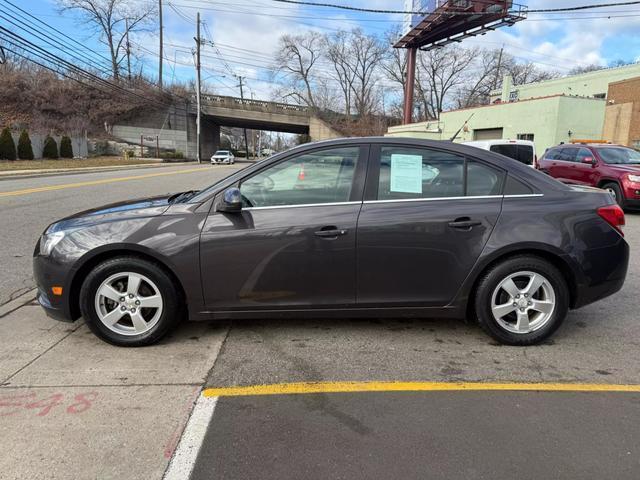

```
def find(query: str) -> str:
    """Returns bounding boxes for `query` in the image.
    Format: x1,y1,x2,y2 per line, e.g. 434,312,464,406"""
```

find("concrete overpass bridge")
112,94,341,159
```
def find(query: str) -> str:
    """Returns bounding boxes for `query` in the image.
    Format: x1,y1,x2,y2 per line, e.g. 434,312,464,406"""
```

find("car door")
356,144,504,307
200,144,368,310
571,147,599,185
554,147,579,183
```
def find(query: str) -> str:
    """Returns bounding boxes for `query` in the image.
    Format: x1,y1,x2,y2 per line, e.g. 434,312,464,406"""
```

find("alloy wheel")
490,271,556,334
94,272,164,336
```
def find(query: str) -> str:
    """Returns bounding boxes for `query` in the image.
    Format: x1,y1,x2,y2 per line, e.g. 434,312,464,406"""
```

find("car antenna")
449,113,475,142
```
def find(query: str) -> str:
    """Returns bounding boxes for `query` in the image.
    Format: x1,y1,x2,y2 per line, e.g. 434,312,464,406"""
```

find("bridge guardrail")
199,94,310,116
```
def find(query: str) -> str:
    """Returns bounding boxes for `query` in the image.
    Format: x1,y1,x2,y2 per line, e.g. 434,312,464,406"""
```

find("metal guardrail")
199,94,310,116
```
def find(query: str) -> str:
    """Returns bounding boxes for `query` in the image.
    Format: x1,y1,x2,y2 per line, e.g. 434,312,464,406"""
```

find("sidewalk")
0,160,204,181
0,304,228,480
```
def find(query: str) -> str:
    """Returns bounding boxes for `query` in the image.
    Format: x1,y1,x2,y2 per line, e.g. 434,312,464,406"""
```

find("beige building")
602,77,640,148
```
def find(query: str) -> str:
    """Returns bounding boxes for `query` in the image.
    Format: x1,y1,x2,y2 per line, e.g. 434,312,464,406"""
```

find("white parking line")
163,394,219,480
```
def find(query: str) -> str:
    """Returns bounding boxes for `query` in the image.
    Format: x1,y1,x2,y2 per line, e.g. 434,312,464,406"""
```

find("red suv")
537,143,640,208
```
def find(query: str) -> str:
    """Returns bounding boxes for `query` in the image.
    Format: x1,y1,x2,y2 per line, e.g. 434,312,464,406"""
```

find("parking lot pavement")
0,305,229,479
190,390,640,480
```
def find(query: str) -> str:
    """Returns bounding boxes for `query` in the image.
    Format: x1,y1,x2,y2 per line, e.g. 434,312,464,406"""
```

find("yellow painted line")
0,166,213,198
202,381,640,397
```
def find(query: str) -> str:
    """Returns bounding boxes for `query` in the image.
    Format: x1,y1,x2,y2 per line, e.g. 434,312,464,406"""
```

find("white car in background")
463,139,536,167
210,150,235,164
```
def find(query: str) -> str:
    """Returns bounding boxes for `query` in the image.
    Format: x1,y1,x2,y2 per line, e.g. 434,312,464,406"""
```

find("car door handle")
448,218,481,229
314,227,348,238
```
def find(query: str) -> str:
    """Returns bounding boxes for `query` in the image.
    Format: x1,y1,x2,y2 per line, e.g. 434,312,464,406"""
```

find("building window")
517,133,535,141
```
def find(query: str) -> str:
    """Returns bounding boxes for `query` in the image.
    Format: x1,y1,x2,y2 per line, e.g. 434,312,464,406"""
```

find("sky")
9,0,640,102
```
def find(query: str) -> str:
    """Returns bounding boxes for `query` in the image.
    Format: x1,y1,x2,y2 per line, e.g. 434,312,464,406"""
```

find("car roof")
463,139,535,147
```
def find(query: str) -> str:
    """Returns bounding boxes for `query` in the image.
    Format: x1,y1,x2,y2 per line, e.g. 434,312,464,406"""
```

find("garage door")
473,128,503,140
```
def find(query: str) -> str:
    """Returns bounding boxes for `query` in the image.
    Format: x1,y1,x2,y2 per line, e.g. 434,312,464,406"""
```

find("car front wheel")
474,255,569,345
79,257,182,346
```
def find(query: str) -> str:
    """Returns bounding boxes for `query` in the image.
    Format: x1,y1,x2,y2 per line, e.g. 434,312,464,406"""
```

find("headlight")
628,174,640,183
39,231,65,256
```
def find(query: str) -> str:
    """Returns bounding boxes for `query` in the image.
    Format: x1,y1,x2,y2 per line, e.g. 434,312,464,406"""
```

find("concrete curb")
0,161,203,181
0,289,37,318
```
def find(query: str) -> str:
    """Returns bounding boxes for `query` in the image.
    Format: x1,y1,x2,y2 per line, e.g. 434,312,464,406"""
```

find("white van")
462,139,536,167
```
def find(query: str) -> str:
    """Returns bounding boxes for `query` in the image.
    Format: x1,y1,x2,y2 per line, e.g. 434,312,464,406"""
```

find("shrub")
42,135,59,159
60,135,73,158
0,127,16,160
17,130,34,160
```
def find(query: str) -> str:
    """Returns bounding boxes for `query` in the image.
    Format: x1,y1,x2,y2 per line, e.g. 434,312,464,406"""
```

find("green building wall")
386,95,606,155
489,63,640,102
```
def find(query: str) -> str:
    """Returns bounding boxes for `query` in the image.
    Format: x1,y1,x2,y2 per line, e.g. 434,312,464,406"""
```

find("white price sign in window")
390,154,423,194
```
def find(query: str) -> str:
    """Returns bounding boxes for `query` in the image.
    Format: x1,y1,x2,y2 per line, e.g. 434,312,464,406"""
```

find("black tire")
602,182,625,209
79,256,182,347
474,255,569,346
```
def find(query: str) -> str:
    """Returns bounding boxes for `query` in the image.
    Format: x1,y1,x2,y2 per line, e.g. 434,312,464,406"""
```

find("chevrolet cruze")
34,138,629,347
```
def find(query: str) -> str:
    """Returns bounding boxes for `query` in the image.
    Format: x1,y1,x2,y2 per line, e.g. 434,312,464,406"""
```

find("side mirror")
216,187,242,213
581,156,595,165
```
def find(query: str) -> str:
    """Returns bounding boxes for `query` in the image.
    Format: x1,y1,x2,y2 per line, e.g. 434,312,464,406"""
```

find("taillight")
597,205,625,236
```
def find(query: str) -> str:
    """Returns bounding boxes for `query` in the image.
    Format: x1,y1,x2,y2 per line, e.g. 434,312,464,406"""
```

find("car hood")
48,195,172,232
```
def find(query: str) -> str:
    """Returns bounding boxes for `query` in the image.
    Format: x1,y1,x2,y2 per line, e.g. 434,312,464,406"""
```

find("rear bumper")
566,235,629,309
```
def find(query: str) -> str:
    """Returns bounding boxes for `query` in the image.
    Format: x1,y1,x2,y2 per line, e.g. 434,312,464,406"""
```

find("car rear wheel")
79,257,182,347
602,182,625,208
474,255,569,345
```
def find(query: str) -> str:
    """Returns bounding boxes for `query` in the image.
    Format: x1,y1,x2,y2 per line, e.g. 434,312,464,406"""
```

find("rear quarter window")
504,176,534,195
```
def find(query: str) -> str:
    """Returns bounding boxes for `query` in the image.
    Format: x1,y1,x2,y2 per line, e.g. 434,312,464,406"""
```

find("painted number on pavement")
0,392,98,417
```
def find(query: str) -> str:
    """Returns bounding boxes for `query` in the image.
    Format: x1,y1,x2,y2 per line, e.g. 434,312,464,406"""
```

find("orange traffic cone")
298,163,305,181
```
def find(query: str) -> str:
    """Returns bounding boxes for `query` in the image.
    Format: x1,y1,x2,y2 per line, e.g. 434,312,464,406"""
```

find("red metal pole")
402,47,417,125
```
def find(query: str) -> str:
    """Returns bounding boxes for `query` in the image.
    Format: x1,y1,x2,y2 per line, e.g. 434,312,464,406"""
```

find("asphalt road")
0,163,245,305
192,392,640,479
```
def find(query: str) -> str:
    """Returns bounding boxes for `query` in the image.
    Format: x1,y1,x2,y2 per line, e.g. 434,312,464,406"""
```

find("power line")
268,0,640,15
0,0,114,71
0,28,188,112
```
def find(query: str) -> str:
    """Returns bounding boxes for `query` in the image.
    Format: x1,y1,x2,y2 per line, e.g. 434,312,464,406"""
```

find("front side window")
376,146,503,200
240,147,360,208
598,147,640,164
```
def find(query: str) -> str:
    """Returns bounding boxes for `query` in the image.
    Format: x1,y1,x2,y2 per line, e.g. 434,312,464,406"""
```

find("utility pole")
194,12,202,163
158,0,163,88
492,46,504,92
125,18,132,85
402,47,417,124
237,75,250,160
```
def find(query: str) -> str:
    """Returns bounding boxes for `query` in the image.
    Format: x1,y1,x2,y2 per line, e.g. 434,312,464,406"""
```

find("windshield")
598,147,640,164
214,150,229,155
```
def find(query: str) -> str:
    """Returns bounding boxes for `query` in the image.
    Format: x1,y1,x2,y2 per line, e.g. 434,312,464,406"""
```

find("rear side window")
490,144,517,160
490,144,534,165
376,146,504,200
544,148,561,160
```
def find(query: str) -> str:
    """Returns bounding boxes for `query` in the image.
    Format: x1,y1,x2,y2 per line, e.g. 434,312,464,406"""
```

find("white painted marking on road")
163,394,219,480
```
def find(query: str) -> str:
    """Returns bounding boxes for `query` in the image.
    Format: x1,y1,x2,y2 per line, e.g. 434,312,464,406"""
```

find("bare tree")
348,29,385,117
415,46,477,120
274,32,323,109
56,0,156,80
324,30,356,116
380,28,407,93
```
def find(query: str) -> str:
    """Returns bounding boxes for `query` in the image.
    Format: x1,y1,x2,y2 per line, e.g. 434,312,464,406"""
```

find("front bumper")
33,253,75,322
